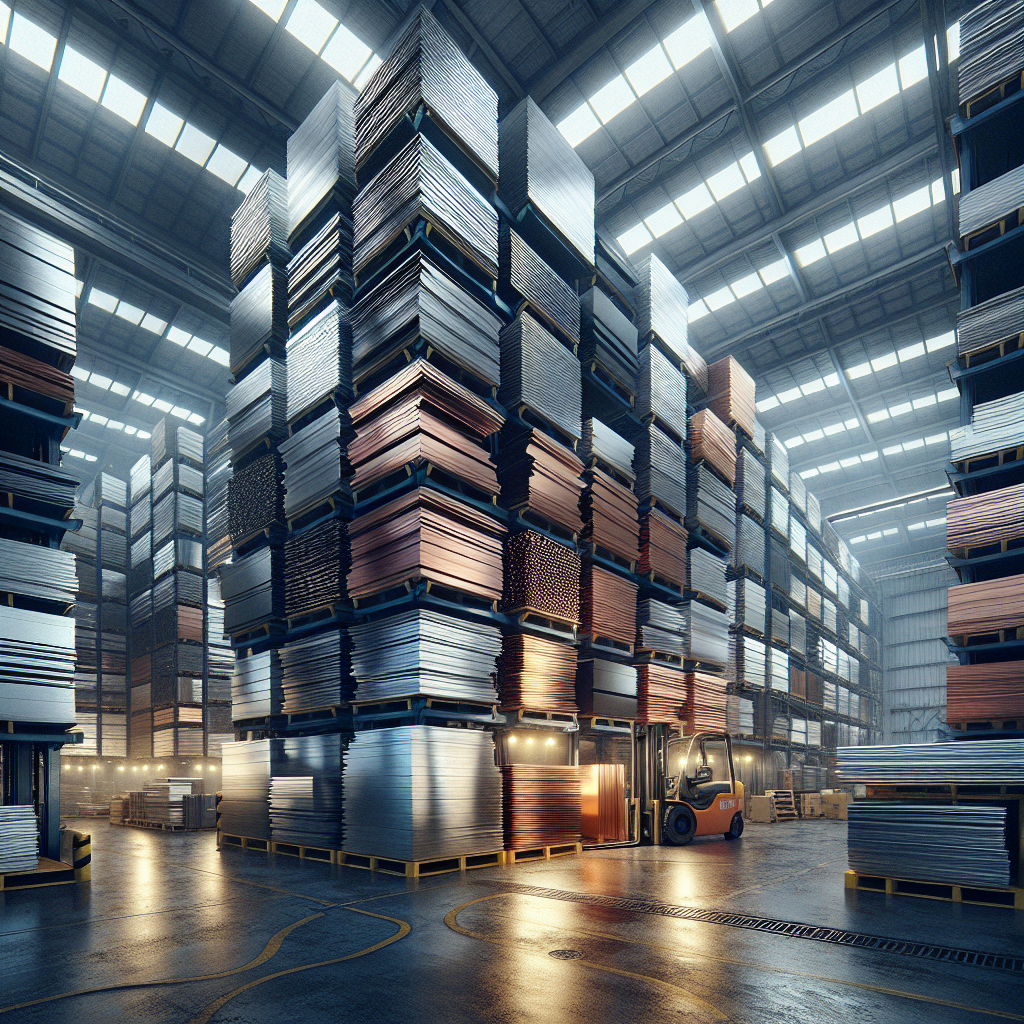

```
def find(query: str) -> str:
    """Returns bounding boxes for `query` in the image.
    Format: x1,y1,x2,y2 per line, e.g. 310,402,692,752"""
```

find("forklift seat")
691,780,733,804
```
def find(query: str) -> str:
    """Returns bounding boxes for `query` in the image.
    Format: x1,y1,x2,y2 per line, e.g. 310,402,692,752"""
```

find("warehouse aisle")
0,819,1020,1023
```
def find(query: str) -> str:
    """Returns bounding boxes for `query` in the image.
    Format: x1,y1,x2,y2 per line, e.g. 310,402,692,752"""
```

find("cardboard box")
747,795,777,823
799,793,822,817
822,792,850,820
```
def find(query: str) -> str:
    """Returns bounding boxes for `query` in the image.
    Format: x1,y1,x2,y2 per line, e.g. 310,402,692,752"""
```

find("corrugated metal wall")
875,553,958,744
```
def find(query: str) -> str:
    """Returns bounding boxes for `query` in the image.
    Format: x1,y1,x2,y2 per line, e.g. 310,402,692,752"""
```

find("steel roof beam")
918,0,956,240
440,0,526,100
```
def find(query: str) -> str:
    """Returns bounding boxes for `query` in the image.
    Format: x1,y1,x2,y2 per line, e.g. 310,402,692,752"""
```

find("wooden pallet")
845,870,1024,910
502,842,582,865
765,789,799,820
961,331,1024,368
962,70,1024,118
963,206,1024,251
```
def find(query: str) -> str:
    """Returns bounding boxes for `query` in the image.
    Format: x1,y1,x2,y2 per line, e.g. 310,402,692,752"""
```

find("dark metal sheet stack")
280,629,354,712
638,509,688,588
636,343,687,442
688,464,735,549
501,226,580,346
0,450,77,508
231,170,290,290
0,538,77,604
637,598,686,657
287,213,353,329
228,452,283,544
503,531,581,623
285,302,352,422
580,287,638,394
636,662,689,724
219,739,283,840
284,515,348,619
498,426,584,533
958,0,1024,108
840,735,1024,781
499,632,578,711
683,601,729,665
728,577,766,636
635,422,686,521
689,671,727,732
280,408,351,520
0,606,76,723
231,650,282,720
221,546,284,635
575,658,637,717
226,356,287,459
230,263,288,374
501,765,581,849
581,564,637,648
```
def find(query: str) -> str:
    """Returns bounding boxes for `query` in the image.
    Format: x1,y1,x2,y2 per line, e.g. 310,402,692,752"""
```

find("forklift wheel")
724,812,744,840
663,805,697,845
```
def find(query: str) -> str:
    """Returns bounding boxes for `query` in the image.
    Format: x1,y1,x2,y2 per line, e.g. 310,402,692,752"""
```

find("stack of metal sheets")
287,212,353,328
848,802,1011,887
502,226,580,345
581,466,639,564
688,464,735,549
839,739,1024,784
498,96,595,266
635,422,686,520
0,345,75,407
152,492,203,544
769,435,789,489
638,509,688,588
683,601,729,665
280,628,354,712
150,421,204,469
353,134,498,277
350,610,500,702
503,531,581,623
581,564,637,647
269,734,348,849
354,6,498,179
689,409,736,487
636,344,687,441
228,452,282,543
959,164,1024,239
789,472,806,515
286,302,352,422
952,391,1024,462
352,252,501,387
280,408,351,520
0,538,77,604
595,228,638,307
284,516,348,618
807,492,821,534
789,517,806,565
633,255,706,394
287,82,356,242
771,602,790,646
220,546,283,635
0,805,39,872
728,577,766,635
580,418,634,482
0,605,75,723
957,284,1024,358
229,263,287,373
226,356,287,458
580,288,638,394
348,487,505,601
499,632,577,711
219,739,282,840
637,598,686,657
688,547,728,608
948,573,1024,637
958,0,1024,107
637,662,689,724
498,427,584,533
343,726,503,860
230,169,289,289
575,657,637,717
231,650,282,721
769,646,790,692
729,634,766,689
689,671,727,732
499,310,582,443
706,356,756,439
947,660,1024,723
790,611,807,656
501,765,581,849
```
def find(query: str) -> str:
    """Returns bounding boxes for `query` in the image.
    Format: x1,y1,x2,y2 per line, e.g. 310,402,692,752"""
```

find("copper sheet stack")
688,408,736,486
947,662,1024,723
581,564,637,647
0,345,75,408
498,632,578,711
503,530,581,624
581,465,639,564
347,486,505,601
580,764,628,843
500,765,581,849
947,573,1024,638
688,671,727,732
498,427,584,534
637,662,689,724
706,356,755,439
638,509,688,588
946,482,1024,553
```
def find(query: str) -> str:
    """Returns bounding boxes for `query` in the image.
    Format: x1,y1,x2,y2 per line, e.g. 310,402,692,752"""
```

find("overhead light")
704,286,734,311
662,13,711,69
731,271,762,298
644,202,683,238
248,0,288,19
167,326,192,346
353,54,382,91
115,300,145,325
145,103,184,147
764,126,801,166
152,399,173,413
206,145,248,187
758,260,788,285
898,45,927,88
823,222,858,254
321,23,372,81
795,239,826,267
706,162,746,202
738,152,761,182
716,0,760,32
89,373,112,390
624,45,674,95
893,185,931,222
134,392,155,406
557,103,601,148
799,90,858,146
140,313,168,335
616,223,653,256
857,205,894,239
88,288,119,313
674,182,714,219
237,166,264,194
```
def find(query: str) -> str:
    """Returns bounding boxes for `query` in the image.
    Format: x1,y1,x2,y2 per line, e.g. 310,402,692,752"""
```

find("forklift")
659,731,745,845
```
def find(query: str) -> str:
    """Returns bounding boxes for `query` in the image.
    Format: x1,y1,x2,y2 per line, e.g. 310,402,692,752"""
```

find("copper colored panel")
706,356,755,440
501,765,582,849
0,345,75,406
499,632,577,712
946,482,1024,552
688,672,727,732
499,427,584,533
637,662,689,724
947,573,1024,637
582,467,639,564
580,763,628,843
639,510,687,587
581,564,637,646
947,661,1024,723
688,408,736,487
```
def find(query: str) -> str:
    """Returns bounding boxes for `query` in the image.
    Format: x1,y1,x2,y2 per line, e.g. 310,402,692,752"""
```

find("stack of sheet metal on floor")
503,531,581,623
268,734,349,848
706,355,755,438
343,726,503,860
576,658,637,717
280,408,351,520
950,391,1024,461
947,661,1024,723
638,509,688,588
499,427,584,533
581,564,637,648
689,409,736,487
0,805,39,873
957,285,1024,359
219,740,280,840
279,629,353,712
688,547,728,609
498,96,595,266
501,226,580,346
499,632,578,711
635,422,686,521
228,453,282,543
958,0,1024,107
0,606,76,723
637,598,686,657
284,516,348,618
231,170,289,288
579,287,638,393
220,546,283,636
230,264,288,373
689,671,727,731
728,577,766,635
637,662,689,724
499,310,582,444
231,650,282,721
581,464,639,565
948,573,1024,637
946,481,1024,551
688,464,735,549
838,739,1024,783
227,357,287,459
683,601,729,665
501,765,581,849
287,213,352,329
729,634,766,689
636,344,688,442
285,303,352,422
350,610,500,702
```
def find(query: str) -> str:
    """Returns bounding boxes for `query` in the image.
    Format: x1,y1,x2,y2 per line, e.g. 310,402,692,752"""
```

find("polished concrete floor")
1,817,1022,1023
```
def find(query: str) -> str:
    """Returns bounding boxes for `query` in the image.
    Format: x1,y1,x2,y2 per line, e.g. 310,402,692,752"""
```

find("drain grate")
549,949,583,960
479,882,1024,973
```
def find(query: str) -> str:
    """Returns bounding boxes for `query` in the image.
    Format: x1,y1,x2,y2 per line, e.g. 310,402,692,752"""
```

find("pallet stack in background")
128,454,153,757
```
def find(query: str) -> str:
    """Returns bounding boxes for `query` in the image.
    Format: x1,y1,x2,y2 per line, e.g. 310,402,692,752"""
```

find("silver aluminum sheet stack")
206,418,232,572
153,540,173,579
502,226,580,345
219,738,283,840
0,805,39,873
790,573,806,610
95,472,126,508
688,464,735,550
499,310,582,443
352,134,498,277
772,603,790,645
838,739,1024,783
279,628,354,712
280,408,351,519
637,598,686,657
950,390,1024,460
635,422,686,519
287,212,353,328
737,449,765,518
220,546,283,635
130,454,150,504
636,343,688,441
807,492,821,534
350,609,501,702
355,6,498,179
728,577,766,635
343,726,503,860
688,547,728,608
959,163,1024,238
287,82,356,241
957,284,1024,357
351,252,501,387
848,803,1011,888
771,487,789,537
0,605,75,723
229,263,287,373
231,169,289,288
228,452,283,543
769,646,789,692
284,516,348,618
231,649,282,721
769,435,789,488
0,451,77,509
683,601,729,665
580,418,634,482
958,0,1024,107
0,538,76,604
728,634,766,688
150,421,203,469
152,492,203,543
790,517,806,563
226,356,287,458
269,733,349,849
286,301,352,421
498,97,595,266
790,611,806,656
789,471,807,515
580,287,638,394
633,255,707,394
576,657,637,718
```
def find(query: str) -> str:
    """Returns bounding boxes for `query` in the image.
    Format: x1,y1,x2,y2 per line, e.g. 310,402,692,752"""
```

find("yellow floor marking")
184,863,340,906
187,907,412,1024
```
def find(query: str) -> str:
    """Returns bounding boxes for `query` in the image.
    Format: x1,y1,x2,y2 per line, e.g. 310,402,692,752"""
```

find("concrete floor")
1,818,1022,1023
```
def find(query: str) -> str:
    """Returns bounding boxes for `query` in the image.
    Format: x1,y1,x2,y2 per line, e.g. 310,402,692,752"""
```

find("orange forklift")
659,731,745,845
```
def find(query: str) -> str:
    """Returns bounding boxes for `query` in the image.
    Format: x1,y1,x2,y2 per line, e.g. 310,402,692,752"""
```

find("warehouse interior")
1,0,1023,1021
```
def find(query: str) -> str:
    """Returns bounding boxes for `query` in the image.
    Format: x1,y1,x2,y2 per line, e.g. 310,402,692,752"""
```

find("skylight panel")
930,178,945,204
210,347,230,367
839,456,860,468
187,413,205,426
824,373,839,387
237,166,264,194
937,387,958,402
558,104,601,147
777,387,802,404
124,426,137,435
803,429,824,442
882,443,903,456
731,271,762,298
171,406,191,420
898,46,928,88
589,75,635,123
644,202,683,238
110,381,131,397
925,432,947,445
739,152,761,182
907,521,924,531
663,13,711,69
89,373,112,390
321,23,372,81
799,90,858,146
716,0,759,32
846,361,871,379
88,288,118,313
758,260,788,285
152,399,173,413
882,527,898,536
102,75,147,125
137,431,152,440
926,331,954,352
70,366,90,381
617,223,653,256
756,396,779,412
58,46,107,102
820,461,840,473
897,341,925,361
140,313,168,336
912,395,936,410
249,0,288,18
870,352,898,371
107,420,124,431
801,378,826,396
784,436,804,449
795,239,826,267
286,0,338,53
823,222,858,254
115,300,145,324
844,417,859,430
625,44,674,95
688,300,710,322
354,54,382,91
167,326,192,347
187,337,214,357
866,410,889,423
206,145,248,186
10,14,57,71
134,392,155,405
175,123,216,165
0,5,10,40
857,205,894,238
850,535,867,544
764,126,801,166
893,185,931,222
889,401,911,416
704,285,734,311
902,438,924,451
800,468,819,479
855,63,899,113
707,162,746,201
674,182,715,219
947,22,960,61
90,413,108,426
146,103,184,147
823,422,845,436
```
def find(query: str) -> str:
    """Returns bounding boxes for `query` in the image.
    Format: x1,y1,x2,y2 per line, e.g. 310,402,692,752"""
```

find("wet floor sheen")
0,818,1020,1023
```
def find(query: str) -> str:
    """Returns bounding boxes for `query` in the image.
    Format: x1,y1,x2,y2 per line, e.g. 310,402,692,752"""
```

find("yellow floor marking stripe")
457,892,1024,1022
0,913,323,1015
187,907,412,1024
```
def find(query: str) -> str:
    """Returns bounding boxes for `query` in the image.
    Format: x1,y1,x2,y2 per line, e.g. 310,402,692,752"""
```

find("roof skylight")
9,13,56,71
58,46,107,102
